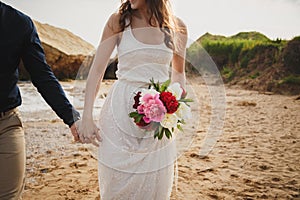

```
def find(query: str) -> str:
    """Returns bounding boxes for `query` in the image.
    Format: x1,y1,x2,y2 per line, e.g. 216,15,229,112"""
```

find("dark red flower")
133,91,141,109
159,91,179,114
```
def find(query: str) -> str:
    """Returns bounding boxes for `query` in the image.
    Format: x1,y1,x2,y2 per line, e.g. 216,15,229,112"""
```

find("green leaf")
129,112,144,123
154,127,160,139
165,128,172,139
155,82,160,91
163,79,171,87
129,112,139,118
159,86,164,93
150,78,161,91
160,79,171,92
149,78,159,91
150,78,155,88
134,114,143,123
178,119,186,124
178,98,193,103
177,124,184,132
158,126,164,140
150,77,154,83
165,130,170,139
158,124,163,133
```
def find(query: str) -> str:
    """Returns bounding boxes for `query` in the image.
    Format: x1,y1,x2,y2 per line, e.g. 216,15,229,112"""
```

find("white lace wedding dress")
97,26,177,200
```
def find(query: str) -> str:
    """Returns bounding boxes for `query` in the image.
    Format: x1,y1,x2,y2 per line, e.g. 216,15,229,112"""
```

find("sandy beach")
19,80,300,200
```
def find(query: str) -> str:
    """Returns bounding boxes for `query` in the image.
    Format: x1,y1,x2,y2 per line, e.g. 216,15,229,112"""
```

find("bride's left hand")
76,119,102,147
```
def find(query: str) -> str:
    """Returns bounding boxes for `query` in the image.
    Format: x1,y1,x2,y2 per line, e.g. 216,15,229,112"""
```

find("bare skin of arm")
172,18,188,92
78,13,121,146
77,15,187,146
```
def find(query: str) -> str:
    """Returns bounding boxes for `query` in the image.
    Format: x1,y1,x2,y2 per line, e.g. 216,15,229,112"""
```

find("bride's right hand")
77,118,102,147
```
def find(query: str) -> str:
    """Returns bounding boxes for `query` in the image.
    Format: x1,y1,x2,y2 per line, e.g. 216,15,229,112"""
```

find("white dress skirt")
97,26,177,200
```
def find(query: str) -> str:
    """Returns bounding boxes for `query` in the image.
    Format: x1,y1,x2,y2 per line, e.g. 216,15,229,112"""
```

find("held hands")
70,119,102,147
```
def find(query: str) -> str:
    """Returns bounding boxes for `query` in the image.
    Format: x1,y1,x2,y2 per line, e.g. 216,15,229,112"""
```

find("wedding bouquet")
129,78,192,140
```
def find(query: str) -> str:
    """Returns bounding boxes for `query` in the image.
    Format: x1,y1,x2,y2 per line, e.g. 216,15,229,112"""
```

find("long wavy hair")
118,0,177,50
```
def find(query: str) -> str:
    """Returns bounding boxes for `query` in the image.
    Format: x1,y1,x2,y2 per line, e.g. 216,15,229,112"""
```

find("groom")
0,2,80,199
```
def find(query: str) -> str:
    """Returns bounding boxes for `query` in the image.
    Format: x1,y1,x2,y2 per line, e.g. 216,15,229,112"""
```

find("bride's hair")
118,0,180,50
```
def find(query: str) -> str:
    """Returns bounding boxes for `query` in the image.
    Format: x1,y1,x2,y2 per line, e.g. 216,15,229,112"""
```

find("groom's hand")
70,121,80,142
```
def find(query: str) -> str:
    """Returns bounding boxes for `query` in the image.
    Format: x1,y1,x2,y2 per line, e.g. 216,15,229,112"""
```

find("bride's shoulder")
106,12,122,33
174,17,187,34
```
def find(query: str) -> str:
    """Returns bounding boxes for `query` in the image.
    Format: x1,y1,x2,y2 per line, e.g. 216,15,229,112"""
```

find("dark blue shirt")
0,2,80,126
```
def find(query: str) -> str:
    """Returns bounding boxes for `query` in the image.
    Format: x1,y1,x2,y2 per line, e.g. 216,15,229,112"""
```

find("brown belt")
0,108,16,118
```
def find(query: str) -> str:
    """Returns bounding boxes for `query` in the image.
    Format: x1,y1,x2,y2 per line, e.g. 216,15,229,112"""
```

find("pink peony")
137,93,166,123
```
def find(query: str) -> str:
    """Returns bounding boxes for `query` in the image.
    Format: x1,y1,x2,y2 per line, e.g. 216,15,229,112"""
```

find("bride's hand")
77,119,102,147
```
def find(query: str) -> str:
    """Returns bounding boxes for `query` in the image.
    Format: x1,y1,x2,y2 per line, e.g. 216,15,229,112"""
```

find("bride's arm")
171,18,188,92
79,13,120,146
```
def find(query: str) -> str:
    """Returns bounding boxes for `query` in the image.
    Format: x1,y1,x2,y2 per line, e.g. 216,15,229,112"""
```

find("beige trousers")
0,109,25,200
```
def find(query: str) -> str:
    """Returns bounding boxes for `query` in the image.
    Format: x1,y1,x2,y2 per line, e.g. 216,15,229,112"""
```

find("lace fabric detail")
97,25,176,199
116,25,173,83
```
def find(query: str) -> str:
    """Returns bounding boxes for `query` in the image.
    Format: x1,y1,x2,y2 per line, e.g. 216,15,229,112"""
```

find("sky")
2,0,300,47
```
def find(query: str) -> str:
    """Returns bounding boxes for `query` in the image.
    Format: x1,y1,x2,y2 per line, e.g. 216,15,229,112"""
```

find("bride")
77,0,187,199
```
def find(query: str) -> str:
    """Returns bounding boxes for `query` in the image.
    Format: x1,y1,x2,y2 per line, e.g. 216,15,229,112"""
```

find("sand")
20,80,300,200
